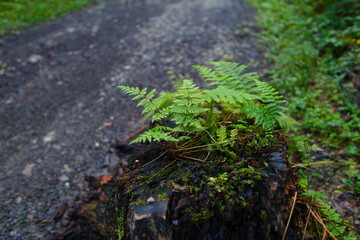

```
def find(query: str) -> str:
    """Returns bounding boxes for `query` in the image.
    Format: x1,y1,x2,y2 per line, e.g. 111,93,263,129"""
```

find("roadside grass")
247,0,360,152
0,0,92,36
247,0,359,238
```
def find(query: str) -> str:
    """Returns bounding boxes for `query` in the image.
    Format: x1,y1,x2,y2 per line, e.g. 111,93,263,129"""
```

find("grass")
247,0,360,151
245,0,360,165
0,0,92,36
246,0,360,239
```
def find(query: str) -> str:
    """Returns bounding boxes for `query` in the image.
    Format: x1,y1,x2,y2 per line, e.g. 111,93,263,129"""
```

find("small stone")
15,196,22,204
27,215,34,221
67,27,76,33
65,182,70,188
43,131,56,143
10,230,17,237
59,175,69,182
147,197,156,205
52,144,62,150
28,54,43,63
22,163,36,177
63,164,73,173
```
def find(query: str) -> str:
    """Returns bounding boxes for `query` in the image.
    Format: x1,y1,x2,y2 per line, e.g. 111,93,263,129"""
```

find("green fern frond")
254,80,284,103
119,62,287,149
278,115,299,131
217,125,228,143
117,86,144,98
204,87,257,105
230,129,238,140
194,62,258,91
229,129,238,147
130,126,177,144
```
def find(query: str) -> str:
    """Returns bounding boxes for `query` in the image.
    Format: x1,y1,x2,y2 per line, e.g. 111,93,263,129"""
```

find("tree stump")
118,136,303,240
52,135,305,240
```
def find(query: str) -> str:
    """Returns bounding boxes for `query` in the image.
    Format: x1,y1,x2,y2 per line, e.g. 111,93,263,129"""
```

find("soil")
0,0,267,239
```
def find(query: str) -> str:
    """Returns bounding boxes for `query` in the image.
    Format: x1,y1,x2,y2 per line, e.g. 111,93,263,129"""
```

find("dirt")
0,0,267,239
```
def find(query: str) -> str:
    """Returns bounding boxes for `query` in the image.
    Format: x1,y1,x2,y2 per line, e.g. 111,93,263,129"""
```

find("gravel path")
0,0,266,239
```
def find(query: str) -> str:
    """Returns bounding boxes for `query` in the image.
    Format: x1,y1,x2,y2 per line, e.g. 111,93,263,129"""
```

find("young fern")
129,126,178,144
118,62,286,155
194,62,285,129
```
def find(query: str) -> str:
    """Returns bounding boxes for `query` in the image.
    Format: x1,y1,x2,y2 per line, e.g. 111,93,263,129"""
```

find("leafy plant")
301,190,358,240
119,62,286,157
247,0,360,151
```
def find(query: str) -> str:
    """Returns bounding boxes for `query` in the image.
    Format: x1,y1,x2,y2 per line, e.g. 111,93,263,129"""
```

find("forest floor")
0,0,268,239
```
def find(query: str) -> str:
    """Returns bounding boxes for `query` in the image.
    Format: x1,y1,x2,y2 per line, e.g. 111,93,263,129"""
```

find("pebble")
52,144,62,150
15,196,22,204
28,54,43,63
63,164,73,173
22,163,36,177
43,131,56,143
59,175,70,182
9,230,17,237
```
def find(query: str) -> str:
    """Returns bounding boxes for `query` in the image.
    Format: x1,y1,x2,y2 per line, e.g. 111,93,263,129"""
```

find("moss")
131,198,147,206
123,132,285,227
157,192,168,201
115,207,125,240
260,210,267,220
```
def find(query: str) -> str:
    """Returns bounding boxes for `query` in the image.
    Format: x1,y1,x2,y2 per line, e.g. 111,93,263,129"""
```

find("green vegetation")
247,0,360,239
119,62,286,157
300,189,357,240
247,0,360,151
115,207,125,240
0,0,92,36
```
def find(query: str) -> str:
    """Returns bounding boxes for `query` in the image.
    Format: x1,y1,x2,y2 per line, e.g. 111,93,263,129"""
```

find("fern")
130,126,178,144
194,62,286,129
119,62,287,157
216,125,228,144
193,62,258,92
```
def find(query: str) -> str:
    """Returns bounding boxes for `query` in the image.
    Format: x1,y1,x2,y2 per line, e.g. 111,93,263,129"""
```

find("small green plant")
119,62,286,156
301,190,358,240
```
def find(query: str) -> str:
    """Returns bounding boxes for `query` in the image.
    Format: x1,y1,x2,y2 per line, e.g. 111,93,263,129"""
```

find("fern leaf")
204,87,258,105
217,125,228,143
130,126,177,144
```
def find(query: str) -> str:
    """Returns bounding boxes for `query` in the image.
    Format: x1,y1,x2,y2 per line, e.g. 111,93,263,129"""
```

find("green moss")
260,210,267,220
115,207,125,240
131,198,147,206
157,192,168,201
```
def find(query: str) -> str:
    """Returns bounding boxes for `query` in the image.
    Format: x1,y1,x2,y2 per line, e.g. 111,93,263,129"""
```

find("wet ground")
0,0,266,239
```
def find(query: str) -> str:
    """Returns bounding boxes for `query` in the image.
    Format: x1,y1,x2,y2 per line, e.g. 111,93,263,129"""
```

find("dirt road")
0,0,265,238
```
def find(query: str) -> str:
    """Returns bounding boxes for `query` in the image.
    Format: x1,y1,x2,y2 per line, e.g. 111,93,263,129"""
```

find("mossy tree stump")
117,134,303,240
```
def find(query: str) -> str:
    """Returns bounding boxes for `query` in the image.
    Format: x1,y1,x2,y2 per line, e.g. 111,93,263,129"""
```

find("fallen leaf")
100,175,113,185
